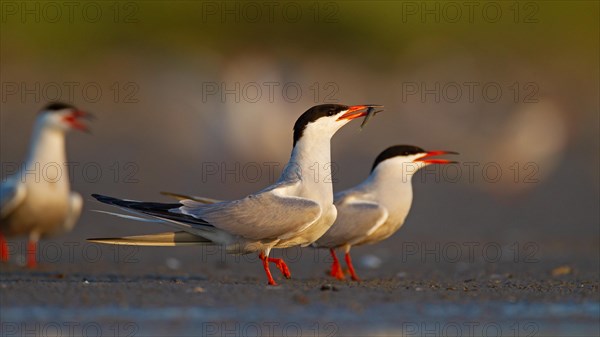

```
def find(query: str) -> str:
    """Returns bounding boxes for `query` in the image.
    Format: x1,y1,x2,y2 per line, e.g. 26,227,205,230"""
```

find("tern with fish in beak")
89,104,384,285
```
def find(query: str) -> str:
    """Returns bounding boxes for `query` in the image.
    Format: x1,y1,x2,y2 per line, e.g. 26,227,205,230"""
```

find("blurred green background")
0,1,598,274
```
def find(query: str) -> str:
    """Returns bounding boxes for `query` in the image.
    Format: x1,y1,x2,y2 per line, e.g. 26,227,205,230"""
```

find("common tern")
90,104,383,285
1,102,91,267
315,145,458,281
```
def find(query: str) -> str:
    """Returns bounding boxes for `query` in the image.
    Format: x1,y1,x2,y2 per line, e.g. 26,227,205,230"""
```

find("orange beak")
414,150,459,164
337,105,384,121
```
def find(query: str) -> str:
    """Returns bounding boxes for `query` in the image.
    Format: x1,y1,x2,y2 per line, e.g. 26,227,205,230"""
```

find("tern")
1,102,91,267
89,104,383,285
314,145,458,281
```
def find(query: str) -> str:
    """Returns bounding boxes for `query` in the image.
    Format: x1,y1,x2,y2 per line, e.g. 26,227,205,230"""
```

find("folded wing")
180,187,322,241
0,180,26,219
93,182,322,243
319,197,388,247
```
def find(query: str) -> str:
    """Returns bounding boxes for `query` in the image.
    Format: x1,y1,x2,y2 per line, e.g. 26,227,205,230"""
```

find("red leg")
0,234,8,262
329,249,345,280
259,252,277,286
267,257,291,279
27,241,37,268
329,249,339,276
345,251,360,281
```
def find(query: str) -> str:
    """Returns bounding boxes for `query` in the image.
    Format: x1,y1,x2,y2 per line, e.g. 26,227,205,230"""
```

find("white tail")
87,231,211,246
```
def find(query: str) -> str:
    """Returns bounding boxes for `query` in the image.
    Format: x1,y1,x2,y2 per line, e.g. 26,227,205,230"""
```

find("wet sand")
1,239,598,337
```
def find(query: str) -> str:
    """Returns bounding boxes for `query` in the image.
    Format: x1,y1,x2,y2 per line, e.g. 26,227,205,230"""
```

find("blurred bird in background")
0,103,91,268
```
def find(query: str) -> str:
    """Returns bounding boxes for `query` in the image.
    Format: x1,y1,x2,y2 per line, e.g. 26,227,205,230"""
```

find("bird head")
371,145,459,174
293,104,384,146
39,102,93,133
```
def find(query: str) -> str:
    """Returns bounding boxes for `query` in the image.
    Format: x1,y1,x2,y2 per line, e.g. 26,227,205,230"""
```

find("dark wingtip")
91,193,119,205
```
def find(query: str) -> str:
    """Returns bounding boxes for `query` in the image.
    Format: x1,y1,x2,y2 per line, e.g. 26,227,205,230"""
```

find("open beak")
64,110,93,132
337,104,384,121
414,150,459,164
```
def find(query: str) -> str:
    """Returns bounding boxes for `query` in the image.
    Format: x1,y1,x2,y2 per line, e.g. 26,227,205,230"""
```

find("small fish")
360,106,384,129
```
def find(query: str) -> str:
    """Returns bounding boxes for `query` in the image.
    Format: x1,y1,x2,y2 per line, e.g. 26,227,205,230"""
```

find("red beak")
337,105,383,121
414,150,459,164
63,110,92,132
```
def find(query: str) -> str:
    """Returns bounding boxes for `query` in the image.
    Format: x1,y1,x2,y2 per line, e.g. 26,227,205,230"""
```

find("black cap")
293,104,349,146
42,102,76,113
371,145,426,172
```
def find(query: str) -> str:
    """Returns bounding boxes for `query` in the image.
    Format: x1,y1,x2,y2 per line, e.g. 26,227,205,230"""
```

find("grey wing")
319,197,388,247
180,183,322,241
0,180,26,219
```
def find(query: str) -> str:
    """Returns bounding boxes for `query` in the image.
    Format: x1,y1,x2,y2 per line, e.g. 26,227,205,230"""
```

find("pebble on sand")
551,265,573,276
